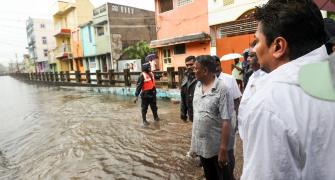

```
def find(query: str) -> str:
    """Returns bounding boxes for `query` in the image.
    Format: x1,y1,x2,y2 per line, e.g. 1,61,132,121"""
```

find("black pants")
228,150,235,180
200,155,230,180
141,96,158,120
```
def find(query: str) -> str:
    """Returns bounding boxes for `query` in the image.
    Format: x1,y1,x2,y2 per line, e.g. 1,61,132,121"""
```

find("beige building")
50,0,94,72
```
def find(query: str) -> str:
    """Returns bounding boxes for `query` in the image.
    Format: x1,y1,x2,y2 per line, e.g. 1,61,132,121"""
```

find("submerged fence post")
96,70,102,85
55,72,59,82
65,71,70,82
60,71,64,82
124,69,130,87
50,72,54,82
75,71,81,83
109,69,115,85
46,72,50,82
167,67,176,88
85,70,91,84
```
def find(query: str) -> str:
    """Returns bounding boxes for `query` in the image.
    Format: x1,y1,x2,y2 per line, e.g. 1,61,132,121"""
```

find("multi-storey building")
26,17,55,72
92,3,156,72
50,0,94,72
150,0,210,70
80,21,98,73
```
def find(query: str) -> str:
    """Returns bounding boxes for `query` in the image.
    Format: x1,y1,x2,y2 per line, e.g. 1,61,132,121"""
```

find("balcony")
54,28,71,38
52,0,76,17
54,44,72,59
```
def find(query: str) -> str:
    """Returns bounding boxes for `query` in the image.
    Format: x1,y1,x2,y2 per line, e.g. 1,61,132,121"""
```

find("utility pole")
15,53,19,73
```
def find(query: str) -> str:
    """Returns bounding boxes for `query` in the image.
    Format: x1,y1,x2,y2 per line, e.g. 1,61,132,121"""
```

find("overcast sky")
0,0,155,66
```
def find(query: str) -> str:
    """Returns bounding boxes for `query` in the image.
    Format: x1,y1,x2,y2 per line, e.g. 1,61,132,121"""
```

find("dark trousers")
200,155,231,180
141,96,158,121
228,150,236,180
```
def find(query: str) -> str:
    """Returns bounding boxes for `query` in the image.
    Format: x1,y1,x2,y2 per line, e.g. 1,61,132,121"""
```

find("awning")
150,32,210,48
314,0,335,12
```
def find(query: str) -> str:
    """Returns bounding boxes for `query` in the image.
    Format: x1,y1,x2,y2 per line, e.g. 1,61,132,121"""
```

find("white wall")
208,0,268,26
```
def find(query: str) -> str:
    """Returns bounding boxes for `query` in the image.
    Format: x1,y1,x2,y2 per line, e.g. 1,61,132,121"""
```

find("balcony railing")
54,28,71,37
54,44,72,59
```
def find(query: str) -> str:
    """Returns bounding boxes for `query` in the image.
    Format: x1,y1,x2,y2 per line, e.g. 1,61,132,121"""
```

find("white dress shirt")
239,45,335,180
242,69,267,102
218,72,242,150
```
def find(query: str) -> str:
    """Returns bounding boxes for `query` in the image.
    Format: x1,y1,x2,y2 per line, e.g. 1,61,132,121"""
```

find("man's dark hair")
324,18,335,54
255,0,327,60
196,55,217,73
185,55,196,62
212,55,220,63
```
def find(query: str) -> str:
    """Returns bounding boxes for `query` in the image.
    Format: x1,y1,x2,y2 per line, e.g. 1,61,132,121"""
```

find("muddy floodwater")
0,76,243,179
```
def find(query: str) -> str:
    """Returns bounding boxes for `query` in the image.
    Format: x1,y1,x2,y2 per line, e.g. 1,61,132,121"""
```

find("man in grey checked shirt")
190,55,232,180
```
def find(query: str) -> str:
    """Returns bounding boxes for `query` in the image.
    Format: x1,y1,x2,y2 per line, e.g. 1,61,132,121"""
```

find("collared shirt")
241,69,267,102
239,70,267,138
218,72,242,150
218,72,242,100
232,62,243,80
239,45,335,180
191,78,231,158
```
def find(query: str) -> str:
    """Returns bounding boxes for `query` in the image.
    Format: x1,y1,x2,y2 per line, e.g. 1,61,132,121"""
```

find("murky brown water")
0,76,244,180
0,76,205,179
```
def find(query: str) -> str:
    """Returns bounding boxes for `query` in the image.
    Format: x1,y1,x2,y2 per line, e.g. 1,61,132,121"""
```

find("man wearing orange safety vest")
134,62,160,126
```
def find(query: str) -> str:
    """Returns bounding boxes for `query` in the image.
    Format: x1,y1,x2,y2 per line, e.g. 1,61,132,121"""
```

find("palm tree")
123,41,155,61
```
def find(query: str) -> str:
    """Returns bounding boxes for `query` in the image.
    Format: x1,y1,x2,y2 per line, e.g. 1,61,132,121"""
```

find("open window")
174,44,186,55
159,0,173,13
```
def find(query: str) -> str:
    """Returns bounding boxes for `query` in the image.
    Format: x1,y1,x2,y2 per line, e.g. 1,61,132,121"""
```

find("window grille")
177,0,193,7
217,19,257,38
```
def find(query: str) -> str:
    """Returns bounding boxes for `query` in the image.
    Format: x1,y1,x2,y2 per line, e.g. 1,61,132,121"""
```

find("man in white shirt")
214,55,241,180
241,41,267,104
239,0,335,180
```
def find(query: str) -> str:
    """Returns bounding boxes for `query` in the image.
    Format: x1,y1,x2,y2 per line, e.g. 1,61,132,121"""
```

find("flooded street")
0,76,204,179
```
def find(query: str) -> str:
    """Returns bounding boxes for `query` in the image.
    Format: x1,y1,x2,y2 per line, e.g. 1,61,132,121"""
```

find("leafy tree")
123,41,156,61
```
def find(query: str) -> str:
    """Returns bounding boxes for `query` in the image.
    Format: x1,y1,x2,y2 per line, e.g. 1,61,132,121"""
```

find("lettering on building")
113,5,135,15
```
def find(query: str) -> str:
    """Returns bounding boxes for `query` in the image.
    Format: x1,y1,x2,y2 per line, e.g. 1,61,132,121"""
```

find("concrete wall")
108,3,156,47
208,0,267,26
81,23,96,57
155,0,210,39
71,29,83,58
61,86,181,101
157,41,210,70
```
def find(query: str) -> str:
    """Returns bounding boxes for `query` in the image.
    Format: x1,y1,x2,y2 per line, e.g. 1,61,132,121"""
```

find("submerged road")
0,76,207,179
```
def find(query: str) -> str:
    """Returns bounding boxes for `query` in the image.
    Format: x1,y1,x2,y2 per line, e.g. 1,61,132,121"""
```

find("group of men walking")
134,0,335,179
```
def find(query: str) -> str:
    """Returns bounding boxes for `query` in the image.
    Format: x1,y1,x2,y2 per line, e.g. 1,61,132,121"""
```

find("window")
174,44,186,54
43,49,48,57
177,0,193,7
88,26,92,43
159,0,173,13
40,24,45,28
163,49,172,64
97,26,104,36
223,0,234,6
42,37,47,44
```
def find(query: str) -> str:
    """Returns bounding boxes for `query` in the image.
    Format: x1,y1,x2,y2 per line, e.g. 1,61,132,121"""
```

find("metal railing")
10,67,187,89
